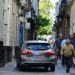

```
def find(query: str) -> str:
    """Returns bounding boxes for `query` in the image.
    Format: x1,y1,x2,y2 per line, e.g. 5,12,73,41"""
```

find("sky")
50,0,60,25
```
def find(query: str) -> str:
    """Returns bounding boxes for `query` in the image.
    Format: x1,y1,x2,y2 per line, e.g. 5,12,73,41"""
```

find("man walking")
61,39,75,73
61,37,67,65
69,33,75,66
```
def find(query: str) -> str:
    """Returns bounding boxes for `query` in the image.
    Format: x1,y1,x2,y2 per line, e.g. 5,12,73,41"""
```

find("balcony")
66,0,73,16
15,0,31,10
58,0,67,16
66,0,73,4
15,0,21,6
61,0,67,8
20,0,27,6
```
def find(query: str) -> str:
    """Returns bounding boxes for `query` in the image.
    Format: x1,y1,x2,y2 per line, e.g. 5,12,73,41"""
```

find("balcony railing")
15,0,31,8
61,0,67,4
66,0,73,6
58,0,67,16
66,0,72,4
20,0,27,6
61,0,67,7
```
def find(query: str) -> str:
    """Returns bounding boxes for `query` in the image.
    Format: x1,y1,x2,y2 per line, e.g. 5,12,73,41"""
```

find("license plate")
33,51,41,55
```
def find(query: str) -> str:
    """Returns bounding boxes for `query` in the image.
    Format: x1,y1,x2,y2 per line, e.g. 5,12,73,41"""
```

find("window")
22,43,50,51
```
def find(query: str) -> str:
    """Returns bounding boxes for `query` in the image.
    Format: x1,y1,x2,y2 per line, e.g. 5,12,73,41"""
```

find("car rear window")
23,43,50,51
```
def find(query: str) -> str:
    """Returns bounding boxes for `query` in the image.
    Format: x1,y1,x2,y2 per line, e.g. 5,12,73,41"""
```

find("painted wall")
0,0,4,41
3,0,19,46
11,0,19,46
70,1,75,33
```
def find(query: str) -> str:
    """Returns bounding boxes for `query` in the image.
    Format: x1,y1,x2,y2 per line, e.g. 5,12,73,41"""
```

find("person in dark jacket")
69,33,75,48
55,34,63,58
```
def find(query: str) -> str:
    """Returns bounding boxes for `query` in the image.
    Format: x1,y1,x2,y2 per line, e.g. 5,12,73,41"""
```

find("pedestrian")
61,39,75,73
55,33,63,58
69,32,75,66
69,32,75,48
61,37,67,48
61,37,67,65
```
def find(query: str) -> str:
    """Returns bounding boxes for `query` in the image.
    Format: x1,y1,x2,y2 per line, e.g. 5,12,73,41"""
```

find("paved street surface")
0,59,75,75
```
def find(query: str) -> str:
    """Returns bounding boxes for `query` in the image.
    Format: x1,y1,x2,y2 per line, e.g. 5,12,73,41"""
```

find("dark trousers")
65,56,72,72
62,56,66,65
56,49,61,58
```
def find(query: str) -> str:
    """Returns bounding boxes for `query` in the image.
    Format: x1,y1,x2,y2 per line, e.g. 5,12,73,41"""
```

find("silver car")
16,40,56,71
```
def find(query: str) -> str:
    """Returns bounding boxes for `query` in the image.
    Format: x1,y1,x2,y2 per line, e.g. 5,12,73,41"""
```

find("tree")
37,0,54,35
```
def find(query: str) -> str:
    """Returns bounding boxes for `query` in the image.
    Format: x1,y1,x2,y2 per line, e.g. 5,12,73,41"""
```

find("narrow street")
0,0,75,75
0,59,75,75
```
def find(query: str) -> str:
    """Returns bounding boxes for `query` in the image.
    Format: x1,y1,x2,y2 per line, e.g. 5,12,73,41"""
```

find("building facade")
24,0,39,40
0,0,4,42
55,0,62,21
53,0,72,38
70,0,75,33
0,0,39,66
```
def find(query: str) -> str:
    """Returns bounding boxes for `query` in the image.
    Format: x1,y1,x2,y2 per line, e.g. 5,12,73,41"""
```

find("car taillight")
22,50,32,55
45,50,54,56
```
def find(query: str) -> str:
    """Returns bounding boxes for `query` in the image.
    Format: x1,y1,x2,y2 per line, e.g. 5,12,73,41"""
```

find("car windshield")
22,43,50,51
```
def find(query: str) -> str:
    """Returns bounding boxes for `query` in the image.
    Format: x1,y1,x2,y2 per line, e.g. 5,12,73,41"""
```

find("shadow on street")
19,67,51,72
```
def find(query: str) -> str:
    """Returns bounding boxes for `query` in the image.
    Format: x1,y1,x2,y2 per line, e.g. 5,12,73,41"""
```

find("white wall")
70,1,75,33
0,0,4,41
4,0,19,46
4,0,12,46
11,0,19,46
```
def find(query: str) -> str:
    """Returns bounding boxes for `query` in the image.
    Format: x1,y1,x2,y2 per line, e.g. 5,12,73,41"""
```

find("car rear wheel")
44,67,51,71
50,65,55,72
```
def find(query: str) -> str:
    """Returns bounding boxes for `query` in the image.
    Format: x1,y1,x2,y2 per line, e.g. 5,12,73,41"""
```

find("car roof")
24,40,49,44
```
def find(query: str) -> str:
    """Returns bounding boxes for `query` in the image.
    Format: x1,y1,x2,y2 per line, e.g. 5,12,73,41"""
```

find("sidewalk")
56,59,75,75
0,59,16,72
